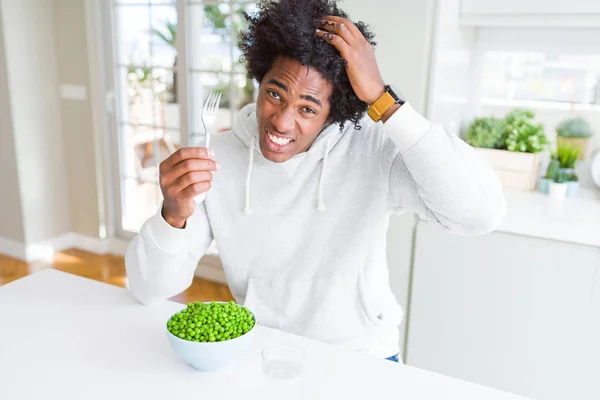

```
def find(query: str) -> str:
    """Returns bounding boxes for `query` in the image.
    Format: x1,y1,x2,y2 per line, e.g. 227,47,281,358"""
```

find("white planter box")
477,148,541,191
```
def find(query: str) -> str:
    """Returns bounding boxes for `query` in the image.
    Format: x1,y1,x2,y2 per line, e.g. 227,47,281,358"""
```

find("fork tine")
212,91,221,112
209,90,218,110
212,92,222,112
208,91,218,112
204,90,215,111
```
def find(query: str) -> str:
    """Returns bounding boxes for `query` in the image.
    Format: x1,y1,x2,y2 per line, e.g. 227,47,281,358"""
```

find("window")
108,0,257,236
475,29,600,107
480,51,600,105
112,1,179,233
472,28,600,153
186,1,258,146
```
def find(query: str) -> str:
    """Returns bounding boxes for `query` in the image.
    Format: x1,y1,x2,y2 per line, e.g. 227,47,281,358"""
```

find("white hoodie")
125,103,506,359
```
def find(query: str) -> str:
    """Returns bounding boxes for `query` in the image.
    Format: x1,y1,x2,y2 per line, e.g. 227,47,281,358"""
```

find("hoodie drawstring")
243,135,331,215
317,137,331,212
244,136,255,215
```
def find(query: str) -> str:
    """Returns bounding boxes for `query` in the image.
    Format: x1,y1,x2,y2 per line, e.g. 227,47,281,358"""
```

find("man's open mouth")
265,130,295,150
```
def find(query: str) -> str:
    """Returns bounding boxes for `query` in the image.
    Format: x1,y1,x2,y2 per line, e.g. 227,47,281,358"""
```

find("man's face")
256,56,333,163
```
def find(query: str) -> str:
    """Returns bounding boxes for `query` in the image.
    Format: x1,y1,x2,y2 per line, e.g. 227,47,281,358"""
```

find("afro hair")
239,0,376,129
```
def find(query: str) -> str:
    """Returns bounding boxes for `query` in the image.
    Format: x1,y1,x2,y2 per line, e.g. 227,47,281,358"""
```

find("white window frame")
468,27,600,118
96,0,253,241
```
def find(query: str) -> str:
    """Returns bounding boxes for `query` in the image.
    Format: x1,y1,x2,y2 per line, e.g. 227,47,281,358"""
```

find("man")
125,0,506,362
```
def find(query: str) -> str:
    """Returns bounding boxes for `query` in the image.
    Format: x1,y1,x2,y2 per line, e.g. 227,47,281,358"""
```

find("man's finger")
321,15,362,40
171,170,214,195
180,181,212,200
316,29,350,56
319,18,355,45
162,147,214,171
161,158,219,187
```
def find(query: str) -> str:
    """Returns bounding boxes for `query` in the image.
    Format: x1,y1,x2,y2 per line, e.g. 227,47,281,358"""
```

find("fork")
194,90,221,203
202,90,222,149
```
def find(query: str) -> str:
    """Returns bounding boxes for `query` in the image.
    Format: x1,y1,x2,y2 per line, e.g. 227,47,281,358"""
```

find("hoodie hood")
233,103,347,160
232,103,348,214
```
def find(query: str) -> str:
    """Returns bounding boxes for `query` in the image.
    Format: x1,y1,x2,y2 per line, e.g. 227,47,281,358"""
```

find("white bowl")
166,306,256,373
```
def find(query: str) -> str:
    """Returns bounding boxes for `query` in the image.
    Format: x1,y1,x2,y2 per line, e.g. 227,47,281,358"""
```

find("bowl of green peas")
166,301,256,372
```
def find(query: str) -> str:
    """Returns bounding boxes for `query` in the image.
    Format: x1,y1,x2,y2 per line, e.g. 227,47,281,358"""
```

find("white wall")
0,5,24,243
0,0,71,244
54,0,101,238
341,0,436,114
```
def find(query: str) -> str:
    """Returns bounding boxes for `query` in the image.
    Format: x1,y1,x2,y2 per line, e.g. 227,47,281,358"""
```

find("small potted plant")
539,158,560,194
566,173,580,197
556,118,593,160
466,117,504,149
548,171,568,200
470,109,549,191
556,144,580,174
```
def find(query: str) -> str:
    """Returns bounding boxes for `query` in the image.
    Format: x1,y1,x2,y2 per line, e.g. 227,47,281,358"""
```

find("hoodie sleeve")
125,201,214,305
380,102,506,235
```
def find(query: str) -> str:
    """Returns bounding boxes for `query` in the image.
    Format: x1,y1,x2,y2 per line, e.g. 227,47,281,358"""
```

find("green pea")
167,302,254,342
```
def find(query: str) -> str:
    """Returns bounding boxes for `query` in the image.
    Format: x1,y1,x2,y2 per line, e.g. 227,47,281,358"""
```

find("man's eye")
303,107,316,114
268,90,280,100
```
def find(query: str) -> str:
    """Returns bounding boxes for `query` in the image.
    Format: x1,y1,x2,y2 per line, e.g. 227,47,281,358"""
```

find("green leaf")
151,20,176,48
466,117,505,149
501,108,549,153
556,144,580,169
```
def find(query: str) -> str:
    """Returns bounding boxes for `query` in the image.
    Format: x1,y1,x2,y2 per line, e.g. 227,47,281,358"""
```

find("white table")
0,270,529,399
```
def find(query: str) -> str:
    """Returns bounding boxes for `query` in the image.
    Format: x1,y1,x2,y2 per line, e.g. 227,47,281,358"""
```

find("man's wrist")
161,207,187,229
366,83,404,123
365,84,386,106
380,103,402,124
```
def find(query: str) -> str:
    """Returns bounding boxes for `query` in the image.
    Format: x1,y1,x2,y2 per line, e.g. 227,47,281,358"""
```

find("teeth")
267,132,292,146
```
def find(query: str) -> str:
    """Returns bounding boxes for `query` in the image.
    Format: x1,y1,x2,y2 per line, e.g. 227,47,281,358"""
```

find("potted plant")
502,109,549,153
466,117,504,149
566,173,580,197
556,118,593,160
539,158,560,194
556,143,580,174
470,109,549,191
548,171,568,200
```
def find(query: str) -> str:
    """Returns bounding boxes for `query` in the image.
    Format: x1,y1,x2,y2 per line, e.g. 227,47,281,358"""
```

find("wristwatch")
367,85,405,123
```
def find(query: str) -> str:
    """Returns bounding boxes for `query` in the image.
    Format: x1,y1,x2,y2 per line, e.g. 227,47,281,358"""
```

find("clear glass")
261,344,305,379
